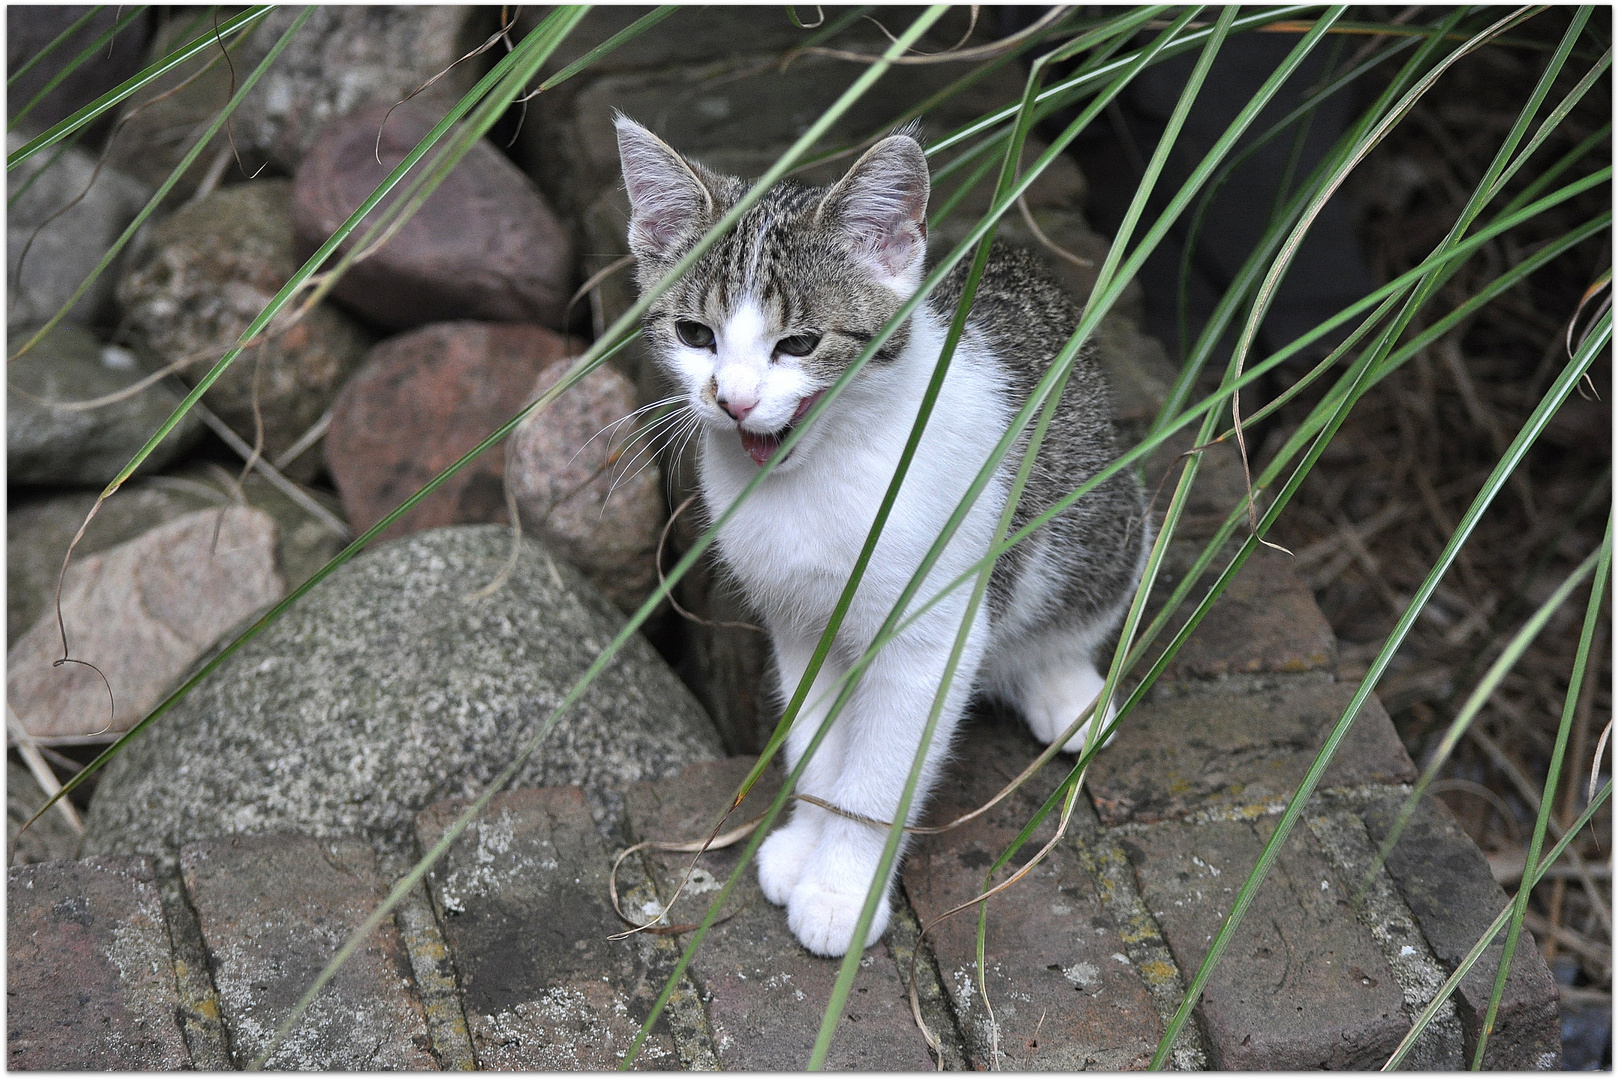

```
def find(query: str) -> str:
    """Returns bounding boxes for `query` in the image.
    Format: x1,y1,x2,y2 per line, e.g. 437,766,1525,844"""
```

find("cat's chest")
698,353,1012,625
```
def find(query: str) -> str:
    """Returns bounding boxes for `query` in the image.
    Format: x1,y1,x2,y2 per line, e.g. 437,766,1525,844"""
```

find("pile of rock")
6,1,1180,863
5,6,683,852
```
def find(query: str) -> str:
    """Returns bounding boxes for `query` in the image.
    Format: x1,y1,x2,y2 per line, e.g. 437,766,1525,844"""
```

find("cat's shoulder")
926,240,1082,364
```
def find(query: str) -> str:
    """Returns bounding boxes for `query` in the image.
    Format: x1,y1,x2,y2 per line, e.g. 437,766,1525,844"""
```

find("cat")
616,117,1150,958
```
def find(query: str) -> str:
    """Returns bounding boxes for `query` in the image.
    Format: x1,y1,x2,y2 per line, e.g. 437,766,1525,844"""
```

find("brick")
1141,539,1337,680
625,757,938,1071
416,787,682,1069
7,856,190,1069
1360,794,1562,1069
1087,676,1416,826
1122,816,1408,1069
180,834,436,1069
903,715,1166,1070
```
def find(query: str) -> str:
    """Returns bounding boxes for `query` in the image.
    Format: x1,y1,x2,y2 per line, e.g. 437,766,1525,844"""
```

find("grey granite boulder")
81,524,721,862
7,324,202,486
229,6,496,171
7,132,151,331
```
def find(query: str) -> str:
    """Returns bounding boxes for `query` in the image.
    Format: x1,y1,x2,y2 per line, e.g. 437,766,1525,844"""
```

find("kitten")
617,118,1150,958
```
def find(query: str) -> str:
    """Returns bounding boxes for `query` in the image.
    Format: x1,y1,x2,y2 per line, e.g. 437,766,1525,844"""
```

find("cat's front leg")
757,631,850,906
785,622,985,957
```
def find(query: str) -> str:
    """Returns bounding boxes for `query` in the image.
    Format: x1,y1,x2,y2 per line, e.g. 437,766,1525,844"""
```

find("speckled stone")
115,180,372,472
417,787,683,1069
227,7,496,170
80,524,721,863
180,834,436,1069
6,323,201,486
7,856,190,1069
507,358,665,614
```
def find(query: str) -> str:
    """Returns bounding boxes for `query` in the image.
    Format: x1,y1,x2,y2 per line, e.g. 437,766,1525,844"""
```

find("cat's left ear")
819,133,930,290
616,114,714,261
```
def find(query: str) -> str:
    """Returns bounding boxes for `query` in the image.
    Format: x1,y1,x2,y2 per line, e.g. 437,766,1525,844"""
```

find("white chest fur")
697,309,1013,648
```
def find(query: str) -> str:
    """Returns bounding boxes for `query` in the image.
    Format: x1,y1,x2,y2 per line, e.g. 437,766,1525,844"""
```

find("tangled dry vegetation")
1264,12,1612,1010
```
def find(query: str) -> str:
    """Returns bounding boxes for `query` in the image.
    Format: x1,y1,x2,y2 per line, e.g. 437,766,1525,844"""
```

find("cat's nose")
717,395,755,421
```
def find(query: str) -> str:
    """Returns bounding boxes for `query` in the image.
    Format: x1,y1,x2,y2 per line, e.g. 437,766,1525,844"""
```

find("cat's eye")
775,334,820,358
675,320,715,349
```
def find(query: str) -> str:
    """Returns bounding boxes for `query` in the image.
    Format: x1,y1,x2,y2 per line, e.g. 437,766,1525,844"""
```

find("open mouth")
737,390,826,467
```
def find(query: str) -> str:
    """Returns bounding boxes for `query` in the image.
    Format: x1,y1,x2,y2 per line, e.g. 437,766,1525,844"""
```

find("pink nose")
718,396,754,421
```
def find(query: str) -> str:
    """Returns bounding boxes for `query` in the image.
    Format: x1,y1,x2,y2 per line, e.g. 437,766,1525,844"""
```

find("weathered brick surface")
1305,811,1466,1069
1122,816,1408,1069
1088,675,1416,825
904,715,1165,1070
416,787,682,1069
7,856,190,1069
1361,794,1562,1069
1142,541,1338,680
180,834,436,1069
625,757,938,1071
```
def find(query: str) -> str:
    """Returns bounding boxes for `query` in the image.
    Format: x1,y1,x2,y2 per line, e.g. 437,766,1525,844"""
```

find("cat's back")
927,240,1117,444
928,241,1084,378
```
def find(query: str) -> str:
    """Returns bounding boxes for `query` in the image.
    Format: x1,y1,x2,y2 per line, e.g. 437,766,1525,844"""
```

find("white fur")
668,303,1123,957
623,122,1124,957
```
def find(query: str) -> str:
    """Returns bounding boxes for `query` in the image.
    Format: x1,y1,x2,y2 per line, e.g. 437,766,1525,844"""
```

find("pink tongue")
738,391,827,467
739,429,781,466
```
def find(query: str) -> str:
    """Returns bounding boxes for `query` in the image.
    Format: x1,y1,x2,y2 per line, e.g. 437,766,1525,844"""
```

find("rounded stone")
7,132,151,332
324,321,579,542
6,324,202,487
293,101,573,331
80,524,722,859
115,180,372,474
507,359,665,614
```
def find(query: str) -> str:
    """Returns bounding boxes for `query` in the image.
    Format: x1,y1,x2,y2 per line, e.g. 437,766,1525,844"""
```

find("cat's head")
615,115,930,468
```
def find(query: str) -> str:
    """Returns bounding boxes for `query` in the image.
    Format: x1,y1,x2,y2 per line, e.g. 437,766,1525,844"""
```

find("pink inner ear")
829,139,930,279
618,125,708,255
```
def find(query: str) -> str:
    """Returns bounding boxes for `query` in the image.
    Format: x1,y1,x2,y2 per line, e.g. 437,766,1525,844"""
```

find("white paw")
756,815,822,906
1021,663,1117,754
786,880,891,957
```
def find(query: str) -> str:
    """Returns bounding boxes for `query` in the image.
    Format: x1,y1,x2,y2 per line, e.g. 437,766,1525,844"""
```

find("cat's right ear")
615,115,713,261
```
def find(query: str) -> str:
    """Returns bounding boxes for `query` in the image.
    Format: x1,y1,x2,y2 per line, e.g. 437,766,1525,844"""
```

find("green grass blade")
1471,513,1611,1068
1360,544,1605,901
224,9,955,1068
810,8,1228,1064
8,6,105,89
1150,314,1609,1067
7,6,273,166
1384,779,1612,1069
1154,4,1473,428
925,5,1321,160
6,126,85,209
1222,6,1544,442
8,9,302,362
9,6,150,132
1486,43,1610,207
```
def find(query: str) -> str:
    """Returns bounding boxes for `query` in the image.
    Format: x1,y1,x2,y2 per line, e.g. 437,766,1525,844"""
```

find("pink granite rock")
507,359,666,613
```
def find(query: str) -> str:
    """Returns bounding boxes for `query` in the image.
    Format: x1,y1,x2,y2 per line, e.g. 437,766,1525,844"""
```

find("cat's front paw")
756,816,822,906
1021,664,1117,753
786,880,891,957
